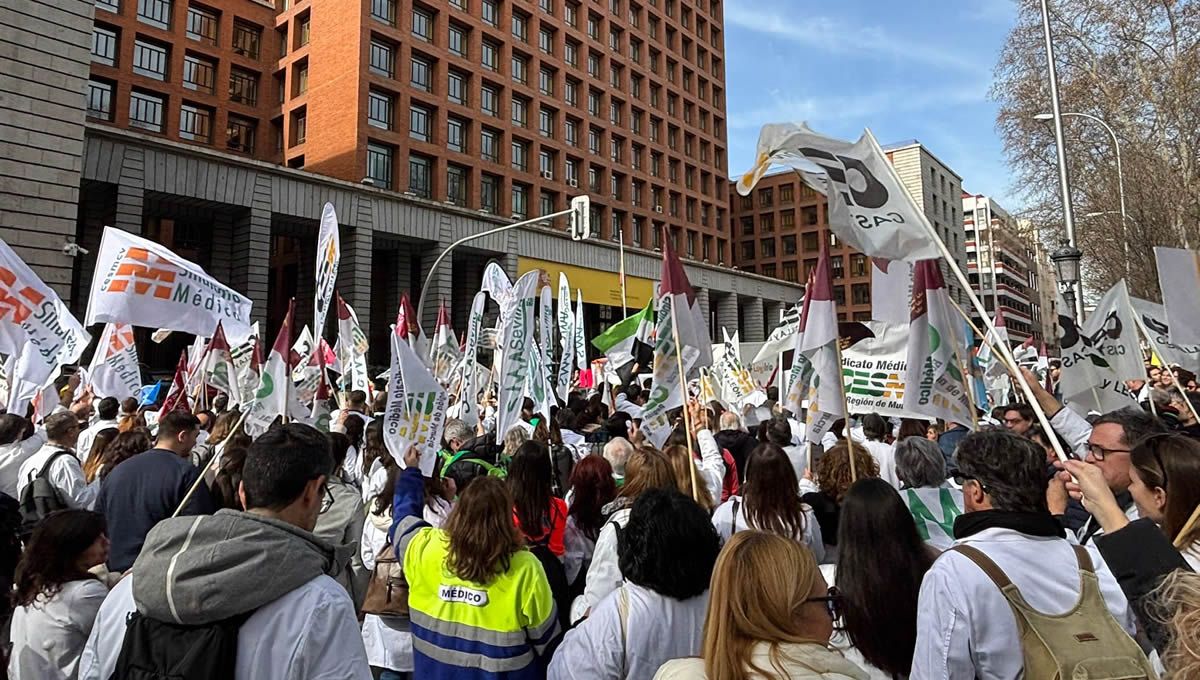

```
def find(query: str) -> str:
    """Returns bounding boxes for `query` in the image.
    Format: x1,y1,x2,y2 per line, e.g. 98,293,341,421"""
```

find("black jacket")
714,429,758,481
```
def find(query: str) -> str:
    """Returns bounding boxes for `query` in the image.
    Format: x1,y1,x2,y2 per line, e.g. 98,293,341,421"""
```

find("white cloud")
723,0,988,75
727,84,990,132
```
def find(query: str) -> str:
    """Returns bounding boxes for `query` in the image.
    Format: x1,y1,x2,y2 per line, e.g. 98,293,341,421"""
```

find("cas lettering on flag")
86,227,253,344
313,203,340,338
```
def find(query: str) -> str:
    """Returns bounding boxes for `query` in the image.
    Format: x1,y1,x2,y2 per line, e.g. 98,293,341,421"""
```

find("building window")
587,166,599,192
410,55,431,91
294,62,308,94
179,103,212,142
511,54,528,84
447,117,466,152
780,184,794,203
759,214,773,232
481,85,498,116
540,191,554,216
293,110,307,144
371,0,396,26
564,41,578,66
232,20,261,59
132,39,168,80
481,0,498,26
137,0,171,29
448,24,468,57
86,79,115,120
540,0,553,14
511,96,527,127
92,26,118,66
564,2,577,26
565,158,578,183
782,262,798,282
226,115,255,153
780,209,794,228
539,149,553,176
587,90,600,116
802,232,819,252
128,90,164,132
511,13,527,41
511,139,528,171
539,28,553,54
409,104,431,141
366,142,393,188
96,0,120,13
564,79,578,106
802,205,818,225
370,39,395,77
564,118,578,146
298,14,310,45
481,40,498,70
760,237,775,257
538,107,553,137
512,184,528,217
587,51,600,76
182,54,215,93
741,242,754,260
449,0,464,9
587,14,599,39
409,155,432,197
782,234,796,255
367,90,393,129
229,67,259,105
539,68,554,95
588,127,600,154
448,70,467,104
852,283,870,305
480,174,499,213
447,164,467,204
412,7,432,40
480,128,499,162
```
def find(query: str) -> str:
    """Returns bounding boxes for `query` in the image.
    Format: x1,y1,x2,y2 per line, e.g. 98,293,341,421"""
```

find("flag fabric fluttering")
244,301,294,436
528,284,554,418
384,325,450,476
555,273,576,402
1154,247,1200,345
714,328,767,409
158,351,191,418
574,289,588,373
430,300,461,384
783,246,845,444
497,271,540,440
202,322,241,405
335,293,371,394
1056,282,1139,415
870,258,914,325
308,348,332,432
85,323,141,401
85,227,253,344
737,123,941,263
591,302,654,370
313,202,340,340
1130,297,1200,375
902,260,973,428
0,238,91,414
452,291,487,427
752,300,803,365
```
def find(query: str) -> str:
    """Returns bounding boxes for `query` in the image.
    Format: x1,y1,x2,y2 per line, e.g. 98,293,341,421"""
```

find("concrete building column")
337,226,373,341
231,204,271,328
715,292,738,338
762,300,783,335
694,288,711,342
742,297,766,342
419,241,453,332
113,148,145,234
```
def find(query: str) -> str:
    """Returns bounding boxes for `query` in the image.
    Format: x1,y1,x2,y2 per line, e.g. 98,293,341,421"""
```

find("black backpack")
18,450,72,539
110,609,256,680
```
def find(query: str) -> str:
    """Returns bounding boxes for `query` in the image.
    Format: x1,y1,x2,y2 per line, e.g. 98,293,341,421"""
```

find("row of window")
738,206,821,234
87,79,256,153
97,0,266,60
738,184,823,210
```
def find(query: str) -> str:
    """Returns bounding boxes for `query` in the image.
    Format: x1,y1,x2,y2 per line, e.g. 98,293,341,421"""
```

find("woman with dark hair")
711,443,823,561
339,413,367,484
655,532,866,680
9,509,110,679
80,427,119,484
550,489,721,680
534,414,575,497
578,446,678,620
209,445,248,510
390,457,558,679
897,418,932,442
800,442,880,564
0,413,42,499
860,414,898,488
96,429,152,481
825,478,936,679
1127,433,1200,569
563,455,617,592
359,419,393,504
510,440,569,557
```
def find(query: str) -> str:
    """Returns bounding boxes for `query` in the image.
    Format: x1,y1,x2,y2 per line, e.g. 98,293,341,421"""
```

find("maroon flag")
158,351,191,417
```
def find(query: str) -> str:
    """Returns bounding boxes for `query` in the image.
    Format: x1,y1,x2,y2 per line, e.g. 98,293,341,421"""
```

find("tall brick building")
1,0,800,369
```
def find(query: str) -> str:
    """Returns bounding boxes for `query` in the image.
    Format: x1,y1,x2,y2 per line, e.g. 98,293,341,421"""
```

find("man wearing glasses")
911,431,1139,680
1077,408,1168,545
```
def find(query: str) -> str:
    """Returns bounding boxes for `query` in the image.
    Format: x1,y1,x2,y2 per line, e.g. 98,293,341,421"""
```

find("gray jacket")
313,474,369,610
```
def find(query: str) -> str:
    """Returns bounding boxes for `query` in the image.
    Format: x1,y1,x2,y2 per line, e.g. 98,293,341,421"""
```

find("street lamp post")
1034,111,1130,278
1051,242,1084,321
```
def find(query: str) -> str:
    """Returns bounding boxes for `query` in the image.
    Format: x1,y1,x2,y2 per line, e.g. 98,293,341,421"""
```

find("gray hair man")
603,437,634,485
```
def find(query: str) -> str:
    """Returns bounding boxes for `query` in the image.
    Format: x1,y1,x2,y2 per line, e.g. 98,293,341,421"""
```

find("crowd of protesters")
0,359,1197,680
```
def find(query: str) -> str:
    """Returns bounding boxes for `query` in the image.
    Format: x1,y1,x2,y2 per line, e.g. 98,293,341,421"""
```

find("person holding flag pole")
1129,299,1200,425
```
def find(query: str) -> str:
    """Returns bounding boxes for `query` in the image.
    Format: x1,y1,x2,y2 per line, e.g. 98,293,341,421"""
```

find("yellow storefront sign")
517,257,654,308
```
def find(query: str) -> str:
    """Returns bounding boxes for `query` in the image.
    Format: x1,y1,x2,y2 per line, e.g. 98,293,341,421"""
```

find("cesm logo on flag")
0,266,45,325
104,247,178,300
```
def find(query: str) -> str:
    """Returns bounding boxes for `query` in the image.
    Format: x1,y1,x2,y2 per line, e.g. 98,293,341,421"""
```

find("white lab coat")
550,583,708,680
76,420,118,464
16,444,97,510
9,579,108,680
862,439,899,489
79,574,371,680
710,495,825,563
910,527,1135,680
818,564,895,680
0,431,45,499
694,429,725,504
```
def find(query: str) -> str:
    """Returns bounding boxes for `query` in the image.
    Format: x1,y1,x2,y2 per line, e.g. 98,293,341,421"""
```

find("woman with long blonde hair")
655,531,867,680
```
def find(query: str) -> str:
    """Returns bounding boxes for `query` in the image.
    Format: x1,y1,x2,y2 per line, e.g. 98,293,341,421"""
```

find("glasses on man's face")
1085,443,1131,461
319,483,334,514
804,586,843,625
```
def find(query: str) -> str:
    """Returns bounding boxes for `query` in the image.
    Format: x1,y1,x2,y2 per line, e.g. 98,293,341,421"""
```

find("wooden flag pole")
669,296,700,502
173,407,250,517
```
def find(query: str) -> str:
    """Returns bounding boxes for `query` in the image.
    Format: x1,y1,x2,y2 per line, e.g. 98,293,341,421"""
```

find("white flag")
0,238,90,414
314,203,340,339
752,300,803,365
85,227,253,344
335,293,370,394
1130,297,1200,375
784,249,845,442
244,303,293,436
497,271,540,439
574,290,587,372
738,123,941,263
529,284,554,417
1155,247,1200,345
871,258,914,325
454,292,487,427
555,273,576,401
1056,289,1137,416
384,327,449,476
86,323,141,401
1078,280,1144,382
902,260,974,428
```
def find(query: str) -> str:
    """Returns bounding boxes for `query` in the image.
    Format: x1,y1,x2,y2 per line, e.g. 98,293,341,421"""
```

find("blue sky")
722,0,1020,208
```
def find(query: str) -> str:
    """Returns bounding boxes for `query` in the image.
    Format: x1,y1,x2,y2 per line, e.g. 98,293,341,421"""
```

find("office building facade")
963,194,1048,344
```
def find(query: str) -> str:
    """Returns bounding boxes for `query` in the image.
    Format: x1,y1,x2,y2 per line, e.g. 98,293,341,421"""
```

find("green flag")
591,302,653,368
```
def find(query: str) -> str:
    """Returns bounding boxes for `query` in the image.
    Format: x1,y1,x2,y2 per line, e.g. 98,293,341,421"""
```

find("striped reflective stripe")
165,516,204,624
527,607,560,648
413,633,536,673
410,609,530,648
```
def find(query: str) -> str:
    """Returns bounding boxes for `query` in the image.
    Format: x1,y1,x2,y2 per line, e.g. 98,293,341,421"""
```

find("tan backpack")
951,544,1157,680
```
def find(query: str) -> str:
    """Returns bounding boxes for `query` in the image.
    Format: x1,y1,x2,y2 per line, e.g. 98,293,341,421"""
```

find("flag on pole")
1056,289,1137,415
85,323,141,401
431,300,460,384
591,301,654,369
158,351,191,418
871,258,914,325
384,326,449,476
202,322,240,404
244,300,294,436
659,234,712,372
574,289,587,372
85,227,253,343
308,348,332,432
715,328,767,409
1130,297,1200,375
314,202,340,340
752,300,803,364
453,291,487,427
1155,247,1200,345
497,271,540,439
902,260,974,428
783,246,844,443
0,238,91,414
335,293,371,394
737,123,941,262
528,283,554,417
555,273,576,401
